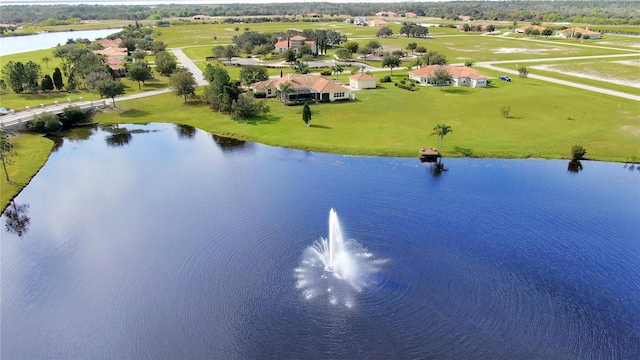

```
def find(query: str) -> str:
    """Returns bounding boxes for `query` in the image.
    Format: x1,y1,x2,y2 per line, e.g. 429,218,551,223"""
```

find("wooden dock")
419,148,441,162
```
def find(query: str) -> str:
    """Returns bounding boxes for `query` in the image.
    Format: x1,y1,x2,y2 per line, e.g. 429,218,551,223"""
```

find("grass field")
0,133,54,210
91,70,639,163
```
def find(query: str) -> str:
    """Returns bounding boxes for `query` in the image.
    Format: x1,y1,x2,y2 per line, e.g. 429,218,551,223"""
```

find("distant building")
250,74,351,102
306,13,321,18
353,17,368,25
516,25,547,33
376,11,397,17
349,73,377,89
405,12,418,18
557,27,601,39
409,65,488,88
274,35,318,54
192,15,211,20
368,19,389,27
458,15,472,22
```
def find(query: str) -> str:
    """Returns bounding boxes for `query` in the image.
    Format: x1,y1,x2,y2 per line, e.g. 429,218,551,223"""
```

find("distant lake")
0,28,121,56
2,123,639,359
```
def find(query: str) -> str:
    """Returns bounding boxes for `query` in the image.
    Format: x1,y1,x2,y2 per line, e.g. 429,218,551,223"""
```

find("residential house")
274,35,318,54
409,65,489,88
349,73,377,89
405,12,418,18
306,13,321,18
192,15,211,20
376,11,397,17
557,27,601,39
516,25,546,34
368,19,389,27
250,74,351,102
458,15,473,21
94,38,128,76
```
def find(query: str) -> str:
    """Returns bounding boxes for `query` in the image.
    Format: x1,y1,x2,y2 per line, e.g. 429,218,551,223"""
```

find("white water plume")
295,209,387,308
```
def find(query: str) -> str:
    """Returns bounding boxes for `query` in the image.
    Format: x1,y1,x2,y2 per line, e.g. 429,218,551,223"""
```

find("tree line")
1,2,638,26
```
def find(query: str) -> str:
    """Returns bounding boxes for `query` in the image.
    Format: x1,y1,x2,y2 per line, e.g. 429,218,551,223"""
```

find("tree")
60,105,88,128
0,129,15,181
96,78,125,106
415,46,427,54
518,67,529,80
170,69,197,103
366,40,381,52
295,61,309,74
231,92,270,119
203,66,239,113
27,112,61,133
407,42,417,53
430,123,453,148
376,27,393,38
571,145,587,160
357,46,373,60
513,19,518,32
342,41,359,55
382,55,401,75
0,80,6,94
252,44,272,60
41,56,51,69
128,62,153,89
52,67,64,91
542,28,554,38
132,49,146,62
65,72,78,92
85,71,111,90
282,49,297,63
302,103,312,127
423,51,447,65
155,51,177,76
41,74,54,92
487,24,496,32
464,60,475,67
296,45,314,58
331,64,344,81
239,65,268,86
573,32,583,41
429,66,452,90
222,45,239,63
2,61,25,93
335,48,352,61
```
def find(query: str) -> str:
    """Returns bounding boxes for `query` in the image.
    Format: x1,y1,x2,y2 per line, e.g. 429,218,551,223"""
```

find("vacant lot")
530,59,640,89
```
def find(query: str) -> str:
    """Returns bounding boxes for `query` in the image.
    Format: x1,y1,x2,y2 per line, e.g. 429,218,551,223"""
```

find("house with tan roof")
98,38,123,48
349,73,377,89
409,65,489,88
557,27,601,39
274,35,318,55
368,19,389,27
376,11,397,17
250,74,351,102
516,25,546,34
405,12,418,18
94,38,128,76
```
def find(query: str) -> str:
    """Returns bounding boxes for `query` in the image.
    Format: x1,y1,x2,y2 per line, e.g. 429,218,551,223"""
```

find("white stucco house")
349,73,377,89
409,65,489,88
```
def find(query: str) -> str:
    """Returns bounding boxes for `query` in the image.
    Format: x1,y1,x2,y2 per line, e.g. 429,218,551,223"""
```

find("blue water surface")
2,123,639,359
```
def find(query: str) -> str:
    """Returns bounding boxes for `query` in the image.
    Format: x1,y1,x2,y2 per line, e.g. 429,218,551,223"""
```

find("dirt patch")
614,59,640,67
621,125,640,136
492,47,577,54
530,64,640,89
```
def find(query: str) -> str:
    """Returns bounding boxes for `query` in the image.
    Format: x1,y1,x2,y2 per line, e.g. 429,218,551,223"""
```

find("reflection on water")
102,125,157,147
211,133,251,151
175,124,196,139
3,200,30,237
568,159,583,173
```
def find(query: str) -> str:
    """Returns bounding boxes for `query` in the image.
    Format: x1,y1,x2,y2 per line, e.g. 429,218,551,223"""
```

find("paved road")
172,48,208,86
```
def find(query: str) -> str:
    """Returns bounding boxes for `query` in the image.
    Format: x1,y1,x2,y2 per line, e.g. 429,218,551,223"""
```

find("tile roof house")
557,27,601,39
94,38,128,75
349,73,377,89
405,12,418,18
376,11,397,17
409,65,489,88
274,35,318,54
250,74,351,102
368,19,389,27
516,25,547,34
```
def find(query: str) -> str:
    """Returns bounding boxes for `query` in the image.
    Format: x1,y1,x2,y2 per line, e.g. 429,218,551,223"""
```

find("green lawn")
92,70,640,163
0,133,54,210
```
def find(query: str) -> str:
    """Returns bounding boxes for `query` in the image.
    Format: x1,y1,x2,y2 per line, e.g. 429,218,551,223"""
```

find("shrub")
27,112,61,133
320,70,332,76
380,75,392,83
60,105,88,128
571,145,587,160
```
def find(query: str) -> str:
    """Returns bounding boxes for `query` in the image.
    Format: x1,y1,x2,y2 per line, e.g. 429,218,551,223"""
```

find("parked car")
500,75,512,82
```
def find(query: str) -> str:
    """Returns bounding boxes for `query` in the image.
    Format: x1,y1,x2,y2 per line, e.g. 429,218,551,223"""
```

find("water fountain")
295,208,387,308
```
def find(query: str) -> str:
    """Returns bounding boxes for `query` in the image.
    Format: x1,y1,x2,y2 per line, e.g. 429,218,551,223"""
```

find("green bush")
380,75,392,83
320,70,332,76
571,145,587,160
27,112,61,133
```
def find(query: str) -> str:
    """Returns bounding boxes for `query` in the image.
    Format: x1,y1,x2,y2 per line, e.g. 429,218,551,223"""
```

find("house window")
267,89,272,95
334,92,345,98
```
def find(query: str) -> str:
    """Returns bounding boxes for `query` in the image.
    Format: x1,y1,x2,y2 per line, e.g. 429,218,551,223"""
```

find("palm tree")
430,123,453,148
278,82,293,102
332,64,344,81
41,56,51,69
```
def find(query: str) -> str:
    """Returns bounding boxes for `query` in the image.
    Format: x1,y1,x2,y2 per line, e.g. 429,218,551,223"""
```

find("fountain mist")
295,208,387,308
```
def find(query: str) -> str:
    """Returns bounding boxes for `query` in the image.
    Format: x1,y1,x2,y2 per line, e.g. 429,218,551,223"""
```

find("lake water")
2,123,639,359
0,28,121,56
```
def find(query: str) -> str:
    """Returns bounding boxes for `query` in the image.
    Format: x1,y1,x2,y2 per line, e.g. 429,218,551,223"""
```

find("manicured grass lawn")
0,133,54,210
93,70,640,164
